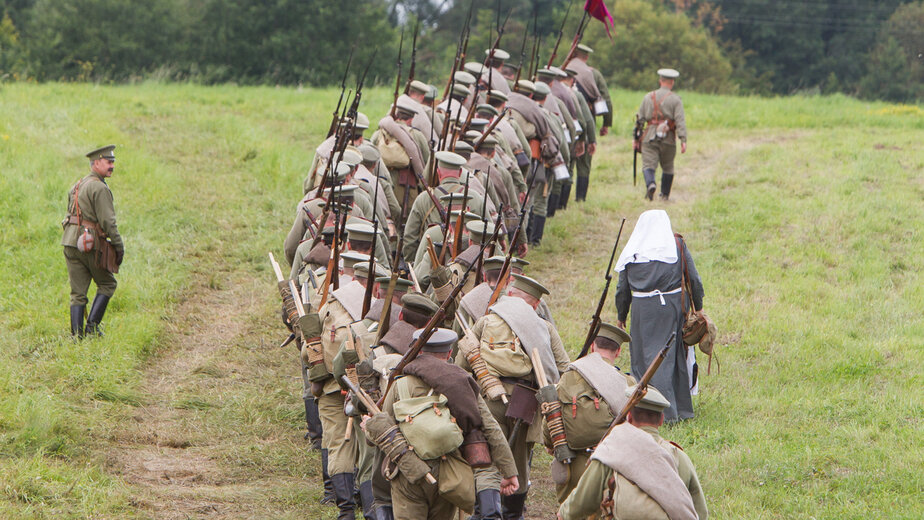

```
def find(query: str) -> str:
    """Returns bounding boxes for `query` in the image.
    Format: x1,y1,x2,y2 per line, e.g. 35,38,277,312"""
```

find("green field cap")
515,80,536,94
658,68,680,79
451,82,473,98
345,222,376,242
476,104,499,117
576,43,594,54
414,327,458,352
488,89,509,103
358,143,380,164
435,150,467,169
395,98,418,118
466,220,496,244
464,61,487,76
596,322,631,345
510,273,549,299
340,251,370,269
626,384,670,412
408,80,430,94
485,48,511,61
87,145,116,161
402,293,440,316
453,71,477,87
353,261,389,280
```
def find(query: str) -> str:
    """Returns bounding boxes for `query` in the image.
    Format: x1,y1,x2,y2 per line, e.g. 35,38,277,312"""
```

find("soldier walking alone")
62,145,124,338
636,69,687,201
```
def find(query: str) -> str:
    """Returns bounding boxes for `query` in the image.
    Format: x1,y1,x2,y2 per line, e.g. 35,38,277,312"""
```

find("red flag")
584,0,614,37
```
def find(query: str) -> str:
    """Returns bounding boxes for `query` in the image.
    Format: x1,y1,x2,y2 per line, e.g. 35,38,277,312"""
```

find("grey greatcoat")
613,238,703,421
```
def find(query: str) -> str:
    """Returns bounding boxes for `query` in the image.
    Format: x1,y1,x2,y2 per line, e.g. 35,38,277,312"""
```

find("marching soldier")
62,145,124,338
556,387,700,520
565,44,612,202
456,274,571,518
363,328,519,519
545,323,634,502
372,99,431,220
636,68,687,201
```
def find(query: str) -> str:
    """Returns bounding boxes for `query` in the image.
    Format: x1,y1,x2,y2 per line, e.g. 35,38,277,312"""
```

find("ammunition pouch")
504,380,538,425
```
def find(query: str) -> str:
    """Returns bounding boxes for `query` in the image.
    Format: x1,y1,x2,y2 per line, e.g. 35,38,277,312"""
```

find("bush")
580,0,735,94
859,2,924,103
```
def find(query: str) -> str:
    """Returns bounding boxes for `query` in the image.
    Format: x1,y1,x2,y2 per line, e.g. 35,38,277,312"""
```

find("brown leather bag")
97,238,119,274
676,235,719,374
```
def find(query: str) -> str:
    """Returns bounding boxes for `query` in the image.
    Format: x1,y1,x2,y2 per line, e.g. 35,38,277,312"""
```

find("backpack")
377,129,411,169
393,376,465,460
478,314,533,379
557,371,614,450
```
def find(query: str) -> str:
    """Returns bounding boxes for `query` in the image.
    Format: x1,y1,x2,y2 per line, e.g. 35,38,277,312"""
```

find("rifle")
547,0,574,68
577,218,626,358
442,1,474,100
451,175,471,261
472,108,509,150
361,219,379,317
377,212,504,409
404,20,419,94
327,47,354,138
513,14,531,86
375,205,407,343
390,28,405,119
593,332,675,451
487,159,540,308
561,11,590,69
632,115,644,186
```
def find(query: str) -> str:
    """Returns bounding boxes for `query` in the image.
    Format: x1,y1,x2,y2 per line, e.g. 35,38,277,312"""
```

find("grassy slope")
0,83,921,518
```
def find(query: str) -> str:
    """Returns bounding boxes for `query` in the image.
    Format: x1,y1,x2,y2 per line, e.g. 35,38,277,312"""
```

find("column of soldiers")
270,35,699,519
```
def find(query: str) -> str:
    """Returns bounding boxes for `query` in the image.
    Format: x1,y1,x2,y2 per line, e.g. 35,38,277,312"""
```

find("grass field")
0,82,921,519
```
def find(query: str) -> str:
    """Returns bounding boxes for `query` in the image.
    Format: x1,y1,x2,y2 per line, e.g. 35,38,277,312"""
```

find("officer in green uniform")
636,68,688,201
557,387,700,520
545,322,634,503
62,145,124,338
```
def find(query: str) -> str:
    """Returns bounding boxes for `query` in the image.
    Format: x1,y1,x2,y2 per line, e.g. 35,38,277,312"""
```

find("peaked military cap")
485,48,510,61
576,43,594,54
532,82,551,98
377,276,414,293
354,112,370,130
510,273,549,300
451,82,473,98
425,85,438,102
439,191,473,205
487,90,509,103
463,61,487,76
454,141,474,154
358,143,380,164
476,134,498,150
408,80,430,94
515,80,536,94
414,327,458,353
476,104,499,117
341,148,363,167
548,66,569,78
449,209,480,223
453,71,477,87
469,118,490,132
466,220,496,244
86,145,116,161
483,256,506,272
626,384,670,412
402,293,440,316
509,256,530,271
596,322,631,345
435,151,467,170
333,161,354,181
658,68,680,79
463,130,483,142
395,98,419,118
345,222,376,243
536,68,558,80
340,251,370,270
353,261,389,280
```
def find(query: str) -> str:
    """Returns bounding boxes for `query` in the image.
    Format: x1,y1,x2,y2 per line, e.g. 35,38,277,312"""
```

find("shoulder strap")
674,233,694,313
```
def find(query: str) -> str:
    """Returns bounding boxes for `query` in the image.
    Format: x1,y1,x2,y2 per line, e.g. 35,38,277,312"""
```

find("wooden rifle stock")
577,218,626,358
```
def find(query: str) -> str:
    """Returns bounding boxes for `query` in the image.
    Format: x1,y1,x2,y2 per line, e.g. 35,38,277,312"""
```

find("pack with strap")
377,129,411,169
557,373,614,450
676,234,719,375
478,314,533,379
393,376,464,460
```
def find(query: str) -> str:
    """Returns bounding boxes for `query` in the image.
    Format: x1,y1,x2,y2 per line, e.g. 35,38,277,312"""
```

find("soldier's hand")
599,126,609,137
588,143,597,156
116,248,124,266
518,192,526,205
574,141,585,157
500,476,519,496
517,242,528,258
681,141,687,154
616,320,626,330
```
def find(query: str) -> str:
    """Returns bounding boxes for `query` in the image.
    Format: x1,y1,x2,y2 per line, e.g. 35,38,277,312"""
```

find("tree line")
0,0,920,102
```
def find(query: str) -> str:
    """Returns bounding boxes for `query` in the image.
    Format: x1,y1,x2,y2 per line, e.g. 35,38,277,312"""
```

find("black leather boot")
321,449,335,505
70,305,85,339
660,172,674,200
477,489,503,520
358,480,375,520
85,293,110,337
530,214,546,247
304,398,322,448
559,182,571,210
575,176,589,201
546,193,559,218
501,492,527,520
331,472,356,519
643,168,657,201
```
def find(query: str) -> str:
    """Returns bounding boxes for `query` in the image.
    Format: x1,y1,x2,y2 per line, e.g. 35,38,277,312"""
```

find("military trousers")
576,147,592,180
486,397,533,494
642,139,677,174
318,390,356,475
64,246,117,306
527,178,550,218
391,465,458,520
555,451,591,503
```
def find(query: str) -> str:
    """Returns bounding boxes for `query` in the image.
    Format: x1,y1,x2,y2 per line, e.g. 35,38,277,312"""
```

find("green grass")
0,82,921,518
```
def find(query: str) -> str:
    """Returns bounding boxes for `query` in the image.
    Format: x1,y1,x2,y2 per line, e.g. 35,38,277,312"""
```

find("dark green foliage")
858,2,924,102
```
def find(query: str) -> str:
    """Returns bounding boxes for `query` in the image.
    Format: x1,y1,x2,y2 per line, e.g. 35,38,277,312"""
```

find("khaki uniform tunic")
637,87,687,174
